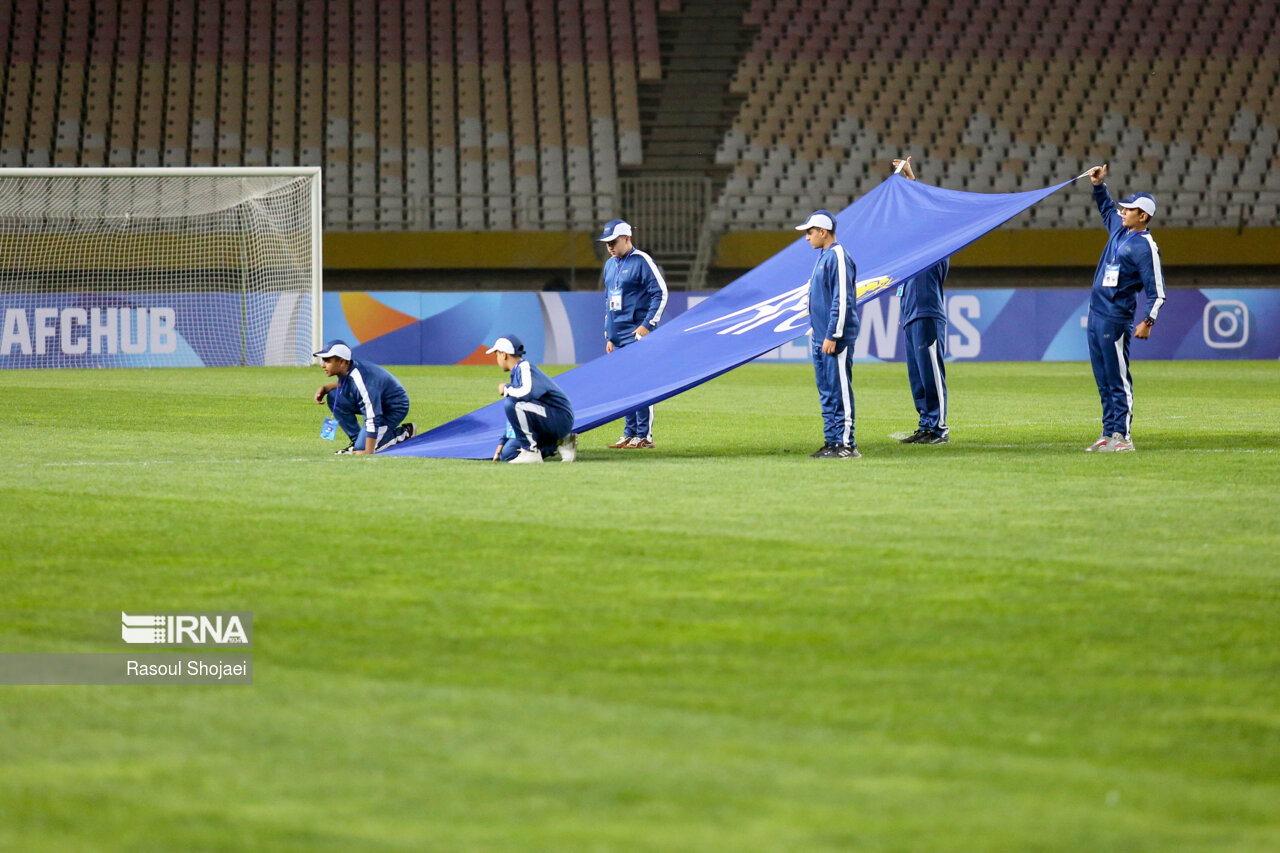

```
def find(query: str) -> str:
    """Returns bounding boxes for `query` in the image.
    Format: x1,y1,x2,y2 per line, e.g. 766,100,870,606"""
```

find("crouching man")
313,339,415,455
488,335,577,463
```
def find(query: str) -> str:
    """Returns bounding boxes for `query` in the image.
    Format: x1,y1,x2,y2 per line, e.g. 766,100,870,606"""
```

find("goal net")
0,167,322,368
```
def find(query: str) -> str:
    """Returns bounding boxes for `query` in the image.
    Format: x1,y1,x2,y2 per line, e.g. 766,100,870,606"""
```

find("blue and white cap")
597,219,633,242
485,334,526,356
314,339,353,360
1118,192,1156,218
795,209,836,232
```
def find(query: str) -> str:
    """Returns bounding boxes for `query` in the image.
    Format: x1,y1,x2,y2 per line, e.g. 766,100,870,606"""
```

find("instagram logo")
1202,300,1249,349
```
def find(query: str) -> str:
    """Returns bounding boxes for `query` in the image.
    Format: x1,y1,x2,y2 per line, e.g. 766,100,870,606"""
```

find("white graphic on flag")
685,276,895,337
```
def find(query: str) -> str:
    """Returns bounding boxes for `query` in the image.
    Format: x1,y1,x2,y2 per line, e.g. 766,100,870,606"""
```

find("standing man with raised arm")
598,218,668,449
893,156,952,445
797,209,860,459
1083,165,1166,452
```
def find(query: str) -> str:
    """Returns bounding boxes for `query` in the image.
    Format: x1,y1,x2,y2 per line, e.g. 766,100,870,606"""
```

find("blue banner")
756,288,1280,363
386,174,1081,459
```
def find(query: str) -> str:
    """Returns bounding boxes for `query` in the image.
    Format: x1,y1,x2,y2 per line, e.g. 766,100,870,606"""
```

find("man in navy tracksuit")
488,334,577,464
599,218,668,449
313,339,415,455
797,209,860,459
893,157,951,445
1084,165,1166,452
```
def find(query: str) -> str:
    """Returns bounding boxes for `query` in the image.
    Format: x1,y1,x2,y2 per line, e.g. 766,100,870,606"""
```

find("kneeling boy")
488,335,576,463
313,339,415,455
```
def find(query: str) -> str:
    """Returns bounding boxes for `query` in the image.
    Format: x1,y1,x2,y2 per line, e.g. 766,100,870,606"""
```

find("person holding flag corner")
892,156,952,445
1083,165,1165,452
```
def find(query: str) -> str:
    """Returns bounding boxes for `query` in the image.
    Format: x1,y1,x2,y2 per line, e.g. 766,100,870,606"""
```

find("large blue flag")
385,173,1084,459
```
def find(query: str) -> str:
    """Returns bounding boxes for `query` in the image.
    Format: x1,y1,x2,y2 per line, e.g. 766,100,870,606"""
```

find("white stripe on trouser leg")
373,424,390,450
646,406,654,440
514,401,547,450
928,341,946,430
836,347,852,445
1114,337,1132,437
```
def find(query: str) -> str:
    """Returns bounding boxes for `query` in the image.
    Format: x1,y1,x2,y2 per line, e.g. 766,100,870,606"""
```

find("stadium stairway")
627,0,758,286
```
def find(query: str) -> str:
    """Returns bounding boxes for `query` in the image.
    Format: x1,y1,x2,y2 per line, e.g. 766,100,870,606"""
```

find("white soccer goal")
0,167,322,368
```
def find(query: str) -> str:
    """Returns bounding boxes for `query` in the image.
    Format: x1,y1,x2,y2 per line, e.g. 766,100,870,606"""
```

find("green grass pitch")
2,360,1278,852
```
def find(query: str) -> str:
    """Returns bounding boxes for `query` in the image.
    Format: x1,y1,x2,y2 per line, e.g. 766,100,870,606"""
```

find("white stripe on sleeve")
636,249,669,325
505,361,534,398
833,246,849,339
349,367,377,431
1141,233,1166,319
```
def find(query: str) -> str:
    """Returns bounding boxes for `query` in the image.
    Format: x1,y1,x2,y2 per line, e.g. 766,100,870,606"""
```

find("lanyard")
610,252,631,291
1111,231,1140,265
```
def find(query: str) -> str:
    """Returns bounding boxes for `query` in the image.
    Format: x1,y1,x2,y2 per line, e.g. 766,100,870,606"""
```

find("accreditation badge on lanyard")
1104,232,1135,288
609,287,622,312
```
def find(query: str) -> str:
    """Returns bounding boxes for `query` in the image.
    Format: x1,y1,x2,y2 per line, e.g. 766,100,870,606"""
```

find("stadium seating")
0,0,1275,232
712,0,1280,229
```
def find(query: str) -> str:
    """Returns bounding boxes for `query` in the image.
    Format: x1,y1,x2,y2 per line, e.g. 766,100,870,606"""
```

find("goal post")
0,167,323,368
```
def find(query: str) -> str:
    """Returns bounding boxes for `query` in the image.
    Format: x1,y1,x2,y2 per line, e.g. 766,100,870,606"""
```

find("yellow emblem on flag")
855,275,894,300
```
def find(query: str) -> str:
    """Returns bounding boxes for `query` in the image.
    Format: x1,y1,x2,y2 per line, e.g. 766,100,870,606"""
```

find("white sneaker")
509,448,543,464
560,433,578,463
1110,433,1135,452
1085,436,1109,452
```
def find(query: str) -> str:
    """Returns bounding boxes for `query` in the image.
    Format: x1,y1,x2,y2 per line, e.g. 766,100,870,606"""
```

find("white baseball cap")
1117,192,1157,218
484,335,526,356
795,210,836,232
597,219,633,242
313,340,353,360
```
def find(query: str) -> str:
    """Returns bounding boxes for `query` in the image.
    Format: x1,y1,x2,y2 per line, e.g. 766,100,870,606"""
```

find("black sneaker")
335,442,356,455
899,429,929,444
916,431,949,445
384,422,415,447
814,444,861,458
810,443,834,458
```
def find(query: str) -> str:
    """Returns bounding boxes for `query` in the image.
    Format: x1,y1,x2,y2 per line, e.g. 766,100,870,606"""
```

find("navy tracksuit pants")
612,335,653,439
499,396,573,459
327,392,408,450
812,339,855,446
1087,314,1135,438
905,318,948,435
